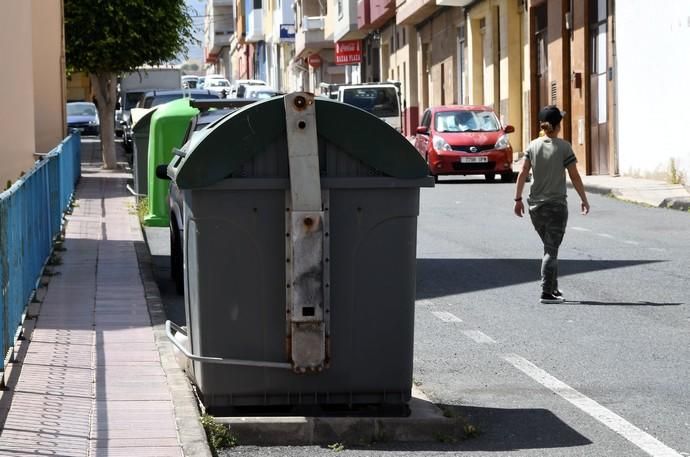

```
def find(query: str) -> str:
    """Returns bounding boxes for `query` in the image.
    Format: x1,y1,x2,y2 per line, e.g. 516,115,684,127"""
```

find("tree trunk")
89,72,118,169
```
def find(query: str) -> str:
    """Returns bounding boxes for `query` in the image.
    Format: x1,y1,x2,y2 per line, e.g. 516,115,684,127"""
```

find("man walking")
513,105,590,304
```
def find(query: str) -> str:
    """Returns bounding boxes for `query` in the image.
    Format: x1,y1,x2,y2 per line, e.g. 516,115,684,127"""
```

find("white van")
320,82,403,132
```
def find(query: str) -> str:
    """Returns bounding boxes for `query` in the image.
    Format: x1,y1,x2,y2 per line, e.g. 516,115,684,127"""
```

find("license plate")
461,156,488,163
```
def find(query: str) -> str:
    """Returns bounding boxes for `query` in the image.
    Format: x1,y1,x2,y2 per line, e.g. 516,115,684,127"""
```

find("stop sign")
307,54,322,68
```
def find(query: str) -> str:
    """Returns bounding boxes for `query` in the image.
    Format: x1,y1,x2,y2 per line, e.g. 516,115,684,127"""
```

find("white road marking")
431,311,463,323
623,240,640,245
463,330,496,344
571,226,591,232
597,233,615,239
417,299,435,308
504,354,683,457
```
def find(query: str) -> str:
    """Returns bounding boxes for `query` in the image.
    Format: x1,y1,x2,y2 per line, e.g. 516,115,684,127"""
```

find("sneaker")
552,289,564,299
540,292,565,304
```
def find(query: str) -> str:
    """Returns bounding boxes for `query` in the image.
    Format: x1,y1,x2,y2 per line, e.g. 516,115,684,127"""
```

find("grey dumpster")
166,93,433,412
131,108,158,196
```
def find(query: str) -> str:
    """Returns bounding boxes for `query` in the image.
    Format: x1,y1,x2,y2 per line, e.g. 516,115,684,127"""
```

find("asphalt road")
145,175,690,457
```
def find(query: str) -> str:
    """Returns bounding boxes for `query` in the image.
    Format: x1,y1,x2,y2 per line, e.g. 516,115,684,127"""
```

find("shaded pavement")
0,140,210,457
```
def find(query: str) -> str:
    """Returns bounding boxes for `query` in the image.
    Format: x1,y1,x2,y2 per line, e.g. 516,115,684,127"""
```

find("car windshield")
435,110,501,132
67,103,97,116
145,93,219,108
342,87,399,117
124,92,144,110
252,91,282,99
208,80,230,87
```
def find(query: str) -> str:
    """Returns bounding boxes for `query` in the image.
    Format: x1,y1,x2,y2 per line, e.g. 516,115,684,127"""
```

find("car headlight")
494,134,510,150
432,135,452,152
88,119,99,126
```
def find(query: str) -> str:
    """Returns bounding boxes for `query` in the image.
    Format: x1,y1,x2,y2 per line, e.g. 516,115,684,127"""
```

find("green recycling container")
144,98,199,226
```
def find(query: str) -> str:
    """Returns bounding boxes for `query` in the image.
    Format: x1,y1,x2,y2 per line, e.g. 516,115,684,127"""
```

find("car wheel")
170,221,184,295
501,172,516,182
426,153,439,183
485,173,496,182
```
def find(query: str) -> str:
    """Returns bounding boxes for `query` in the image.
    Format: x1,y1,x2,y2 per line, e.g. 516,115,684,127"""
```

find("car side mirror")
416,126,429,135
115,102,121,110
156,164,171,180
504,125,515,134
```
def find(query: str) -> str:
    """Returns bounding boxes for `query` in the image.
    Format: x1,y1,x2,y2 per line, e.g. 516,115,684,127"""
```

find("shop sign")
335,40,362,65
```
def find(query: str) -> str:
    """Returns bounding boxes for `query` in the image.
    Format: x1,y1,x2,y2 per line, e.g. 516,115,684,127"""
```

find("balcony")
273,1,296,43
207,4,234,53
334,0,367,42
294,15,331,57
370,0,395,29
245,5,264,41
357,0,371,30
396,0,471,25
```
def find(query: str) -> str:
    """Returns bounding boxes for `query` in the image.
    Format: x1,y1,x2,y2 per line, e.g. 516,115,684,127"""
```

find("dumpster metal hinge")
284,93,328,373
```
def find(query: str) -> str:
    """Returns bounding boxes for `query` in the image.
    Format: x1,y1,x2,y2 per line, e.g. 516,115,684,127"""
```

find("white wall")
616,1,690,182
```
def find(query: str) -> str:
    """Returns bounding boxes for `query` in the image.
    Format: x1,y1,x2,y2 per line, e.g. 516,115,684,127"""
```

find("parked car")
244,86,285,99
122,89,222,153
156,98,258,293
66,101,100,135
229,79,268,97
136,89,221,108
181,75,198,89
197,76,206,89
414,105,515,182
203,78,232,97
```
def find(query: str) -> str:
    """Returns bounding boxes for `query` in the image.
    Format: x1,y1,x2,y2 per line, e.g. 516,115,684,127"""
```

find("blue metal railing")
0,133,81,365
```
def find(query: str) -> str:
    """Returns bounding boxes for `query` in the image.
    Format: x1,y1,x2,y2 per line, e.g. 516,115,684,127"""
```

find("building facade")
1,0,66,186
201,0,689,182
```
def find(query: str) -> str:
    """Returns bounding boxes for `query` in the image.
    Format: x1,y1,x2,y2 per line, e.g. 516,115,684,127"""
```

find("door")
415,110,432,162
589,0,609,174
535,5,549,117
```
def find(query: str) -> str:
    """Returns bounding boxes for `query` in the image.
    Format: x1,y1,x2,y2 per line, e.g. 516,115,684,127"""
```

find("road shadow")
306,404,592,452
417,258,663,299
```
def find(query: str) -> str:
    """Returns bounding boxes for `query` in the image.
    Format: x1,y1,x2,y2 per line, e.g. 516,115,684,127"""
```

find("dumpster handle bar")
165,320,293,370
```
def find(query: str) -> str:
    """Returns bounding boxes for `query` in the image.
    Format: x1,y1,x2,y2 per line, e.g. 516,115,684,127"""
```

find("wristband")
514,197,522,202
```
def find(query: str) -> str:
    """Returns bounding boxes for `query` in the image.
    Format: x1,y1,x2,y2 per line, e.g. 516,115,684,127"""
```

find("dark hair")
540,121,555,134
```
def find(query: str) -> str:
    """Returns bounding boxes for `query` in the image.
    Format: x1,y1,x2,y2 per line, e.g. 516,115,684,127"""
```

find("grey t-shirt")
525,136,577,209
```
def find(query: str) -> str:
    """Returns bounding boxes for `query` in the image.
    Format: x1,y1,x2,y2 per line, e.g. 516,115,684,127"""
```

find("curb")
569,182,690,212
134,240,213,457
218,388,465,446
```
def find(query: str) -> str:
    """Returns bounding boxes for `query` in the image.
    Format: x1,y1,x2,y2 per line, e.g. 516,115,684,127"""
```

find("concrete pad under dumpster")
165,93,434,413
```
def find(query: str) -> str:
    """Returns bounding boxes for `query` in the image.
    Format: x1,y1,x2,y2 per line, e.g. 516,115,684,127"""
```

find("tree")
64,0,195,169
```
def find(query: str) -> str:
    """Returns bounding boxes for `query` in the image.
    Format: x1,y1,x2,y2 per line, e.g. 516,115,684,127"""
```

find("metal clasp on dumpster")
284,93,329,373
165,92,329,373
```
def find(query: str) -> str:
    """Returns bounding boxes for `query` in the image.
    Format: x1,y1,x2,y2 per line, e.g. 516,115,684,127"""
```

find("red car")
414,105,515,182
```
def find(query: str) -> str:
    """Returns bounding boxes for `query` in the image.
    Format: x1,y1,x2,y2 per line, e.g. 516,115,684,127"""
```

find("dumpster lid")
170,95,429,189
131,107,159,133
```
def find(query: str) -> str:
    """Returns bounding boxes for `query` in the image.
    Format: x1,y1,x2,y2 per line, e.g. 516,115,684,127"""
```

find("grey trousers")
529,202,568,293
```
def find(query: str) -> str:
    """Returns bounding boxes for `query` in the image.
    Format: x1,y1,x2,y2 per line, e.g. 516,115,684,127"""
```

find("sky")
184,0,207,62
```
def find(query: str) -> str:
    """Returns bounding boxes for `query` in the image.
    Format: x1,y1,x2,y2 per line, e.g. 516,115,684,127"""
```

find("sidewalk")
0,141,210,457
577,174,690,211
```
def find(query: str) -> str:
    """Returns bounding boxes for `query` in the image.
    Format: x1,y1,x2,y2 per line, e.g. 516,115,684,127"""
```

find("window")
254,0,262,9
421,110,431,128
341,87,400,117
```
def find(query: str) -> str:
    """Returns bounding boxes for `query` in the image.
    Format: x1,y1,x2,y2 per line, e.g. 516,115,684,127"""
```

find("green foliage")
136,197,149,224
200,415,236,456
64,0,197,74
327,442,345,452
668,158,684,185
